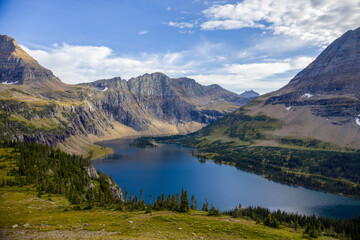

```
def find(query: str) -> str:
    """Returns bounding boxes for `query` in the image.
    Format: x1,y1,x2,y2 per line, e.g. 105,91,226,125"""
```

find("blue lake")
93,138,360,219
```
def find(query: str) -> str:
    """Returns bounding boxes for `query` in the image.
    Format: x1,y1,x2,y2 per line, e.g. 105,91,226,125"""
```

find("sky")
1,0,360,94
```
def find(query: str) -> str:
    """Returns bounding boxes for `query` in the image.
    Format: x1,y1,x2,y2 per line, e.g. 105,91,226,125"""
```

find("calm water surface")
93,138,360,219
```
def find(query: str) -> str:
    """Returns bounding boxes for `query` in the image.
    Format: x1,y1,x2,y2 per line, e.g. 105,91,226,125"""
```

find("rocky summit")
0,35,257,155
194,27,360,150
0,35,65,90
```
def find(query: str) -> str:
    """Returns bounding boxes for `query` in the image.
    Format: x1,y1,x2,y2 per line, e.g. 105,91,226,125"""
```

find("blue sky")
1,0,359,94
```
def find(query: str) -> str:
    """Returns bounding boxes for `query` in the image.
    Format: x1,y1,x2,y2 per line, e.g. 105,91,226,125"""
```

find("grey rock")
84,165,99,180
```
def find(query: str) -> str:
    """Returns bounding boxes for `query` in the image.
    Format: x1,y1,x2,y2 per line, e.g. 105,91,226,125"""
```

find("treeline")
114,187,194,213
0,141,119,206
225,205,360,239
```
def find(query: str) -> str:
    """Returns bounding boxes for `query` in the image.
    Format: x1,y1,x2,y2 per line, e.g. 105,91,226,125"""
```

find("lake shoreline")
93,138,360,219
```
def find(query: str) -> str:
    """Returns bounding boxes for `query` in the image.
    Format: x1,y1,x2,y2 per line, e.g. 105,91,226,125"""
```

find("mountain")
80,73,256,131
195,27,360,150
0,35,67,91
239,90,259,98
155,27,360,198
0,34,256,155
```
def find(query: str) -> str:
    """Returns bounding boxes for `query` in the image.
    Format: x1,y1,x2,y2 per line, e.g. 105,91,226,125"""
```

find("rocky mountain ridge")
0,34,257,155
81,72,257,131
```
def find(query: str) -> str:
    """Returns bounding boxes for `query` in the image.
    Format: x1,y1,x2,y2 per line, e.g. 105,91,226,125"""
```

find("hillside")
152,27,360,198
194,26,360,150
0,34,257,156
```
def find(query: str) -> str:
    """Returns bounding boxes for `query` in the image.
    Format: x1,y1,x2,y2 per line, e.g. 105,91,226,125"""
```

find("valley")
1,19,360,240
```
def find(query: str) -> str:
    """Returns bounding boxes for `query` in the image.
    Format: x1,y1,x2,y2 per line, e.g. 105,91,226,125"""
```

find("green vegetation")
1,141,360,239
130,137,157,148
1,188,331,240
221,110,282,142
146,108,360,199
154,135,360,199
279,138,339,151
0,141,119,206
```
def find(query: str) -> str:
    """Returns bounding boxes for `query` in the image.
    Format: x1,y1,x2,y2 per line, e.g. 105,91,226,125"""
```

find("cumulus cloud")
21,44,195,84
200,0,360,44
20,42,314,93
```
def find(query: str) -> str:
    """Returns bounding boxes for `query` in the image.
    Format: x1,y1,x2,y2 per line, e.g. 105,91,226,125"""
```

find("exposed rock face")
0,35,66,90
109,182,124,201
84,165,99,180
81,73,255,131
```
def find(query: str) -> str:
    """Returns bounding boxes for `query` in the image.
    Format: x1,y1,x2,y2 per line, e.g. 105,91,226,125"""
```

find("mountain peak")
0,34,65,87
282,26,360,96
239,90,259,98
0,35,39,67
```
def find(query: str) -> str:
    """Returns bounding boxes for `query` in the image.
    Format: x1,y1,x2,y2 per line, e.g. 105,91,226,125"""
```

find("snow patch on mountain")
301,93,313,98
1,80,18,85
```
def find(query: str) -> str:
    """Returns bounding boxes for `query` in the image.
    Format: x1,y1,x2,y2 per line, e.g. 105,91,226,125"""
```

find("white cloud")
189,56,314,93
21,44,195,84
200,0,360,44
138,30,149,35
168,21,195,29
20,42,314,94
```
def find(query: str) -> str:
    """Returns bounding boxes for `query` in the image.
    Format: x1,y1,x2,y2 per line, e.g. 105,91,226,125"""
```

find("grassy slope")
0,187,334,240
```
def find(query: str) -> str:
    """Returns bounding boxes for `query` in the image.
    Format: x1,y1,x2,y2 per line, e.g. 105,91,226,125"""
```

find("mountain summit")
194,27,360,149
269,27,360,100
0,35,65,89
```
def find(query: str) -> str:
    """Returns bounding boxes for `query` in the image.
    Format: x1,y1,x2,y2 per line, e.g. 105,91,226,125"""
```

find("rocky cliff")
81,73,256,131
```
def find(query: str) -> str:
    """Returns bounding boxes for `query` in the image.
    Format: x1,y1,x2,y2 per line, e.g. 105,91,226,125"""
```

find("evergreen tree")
180,188,189,213
202,198,209,211
190,194,197,210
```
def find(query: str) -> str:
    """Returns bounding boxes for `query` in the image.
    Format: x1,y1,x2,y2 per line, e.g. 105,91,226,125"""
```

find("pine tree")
124,186,128,202
190,194,197,210
202,198,209,211
180,188,189,213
